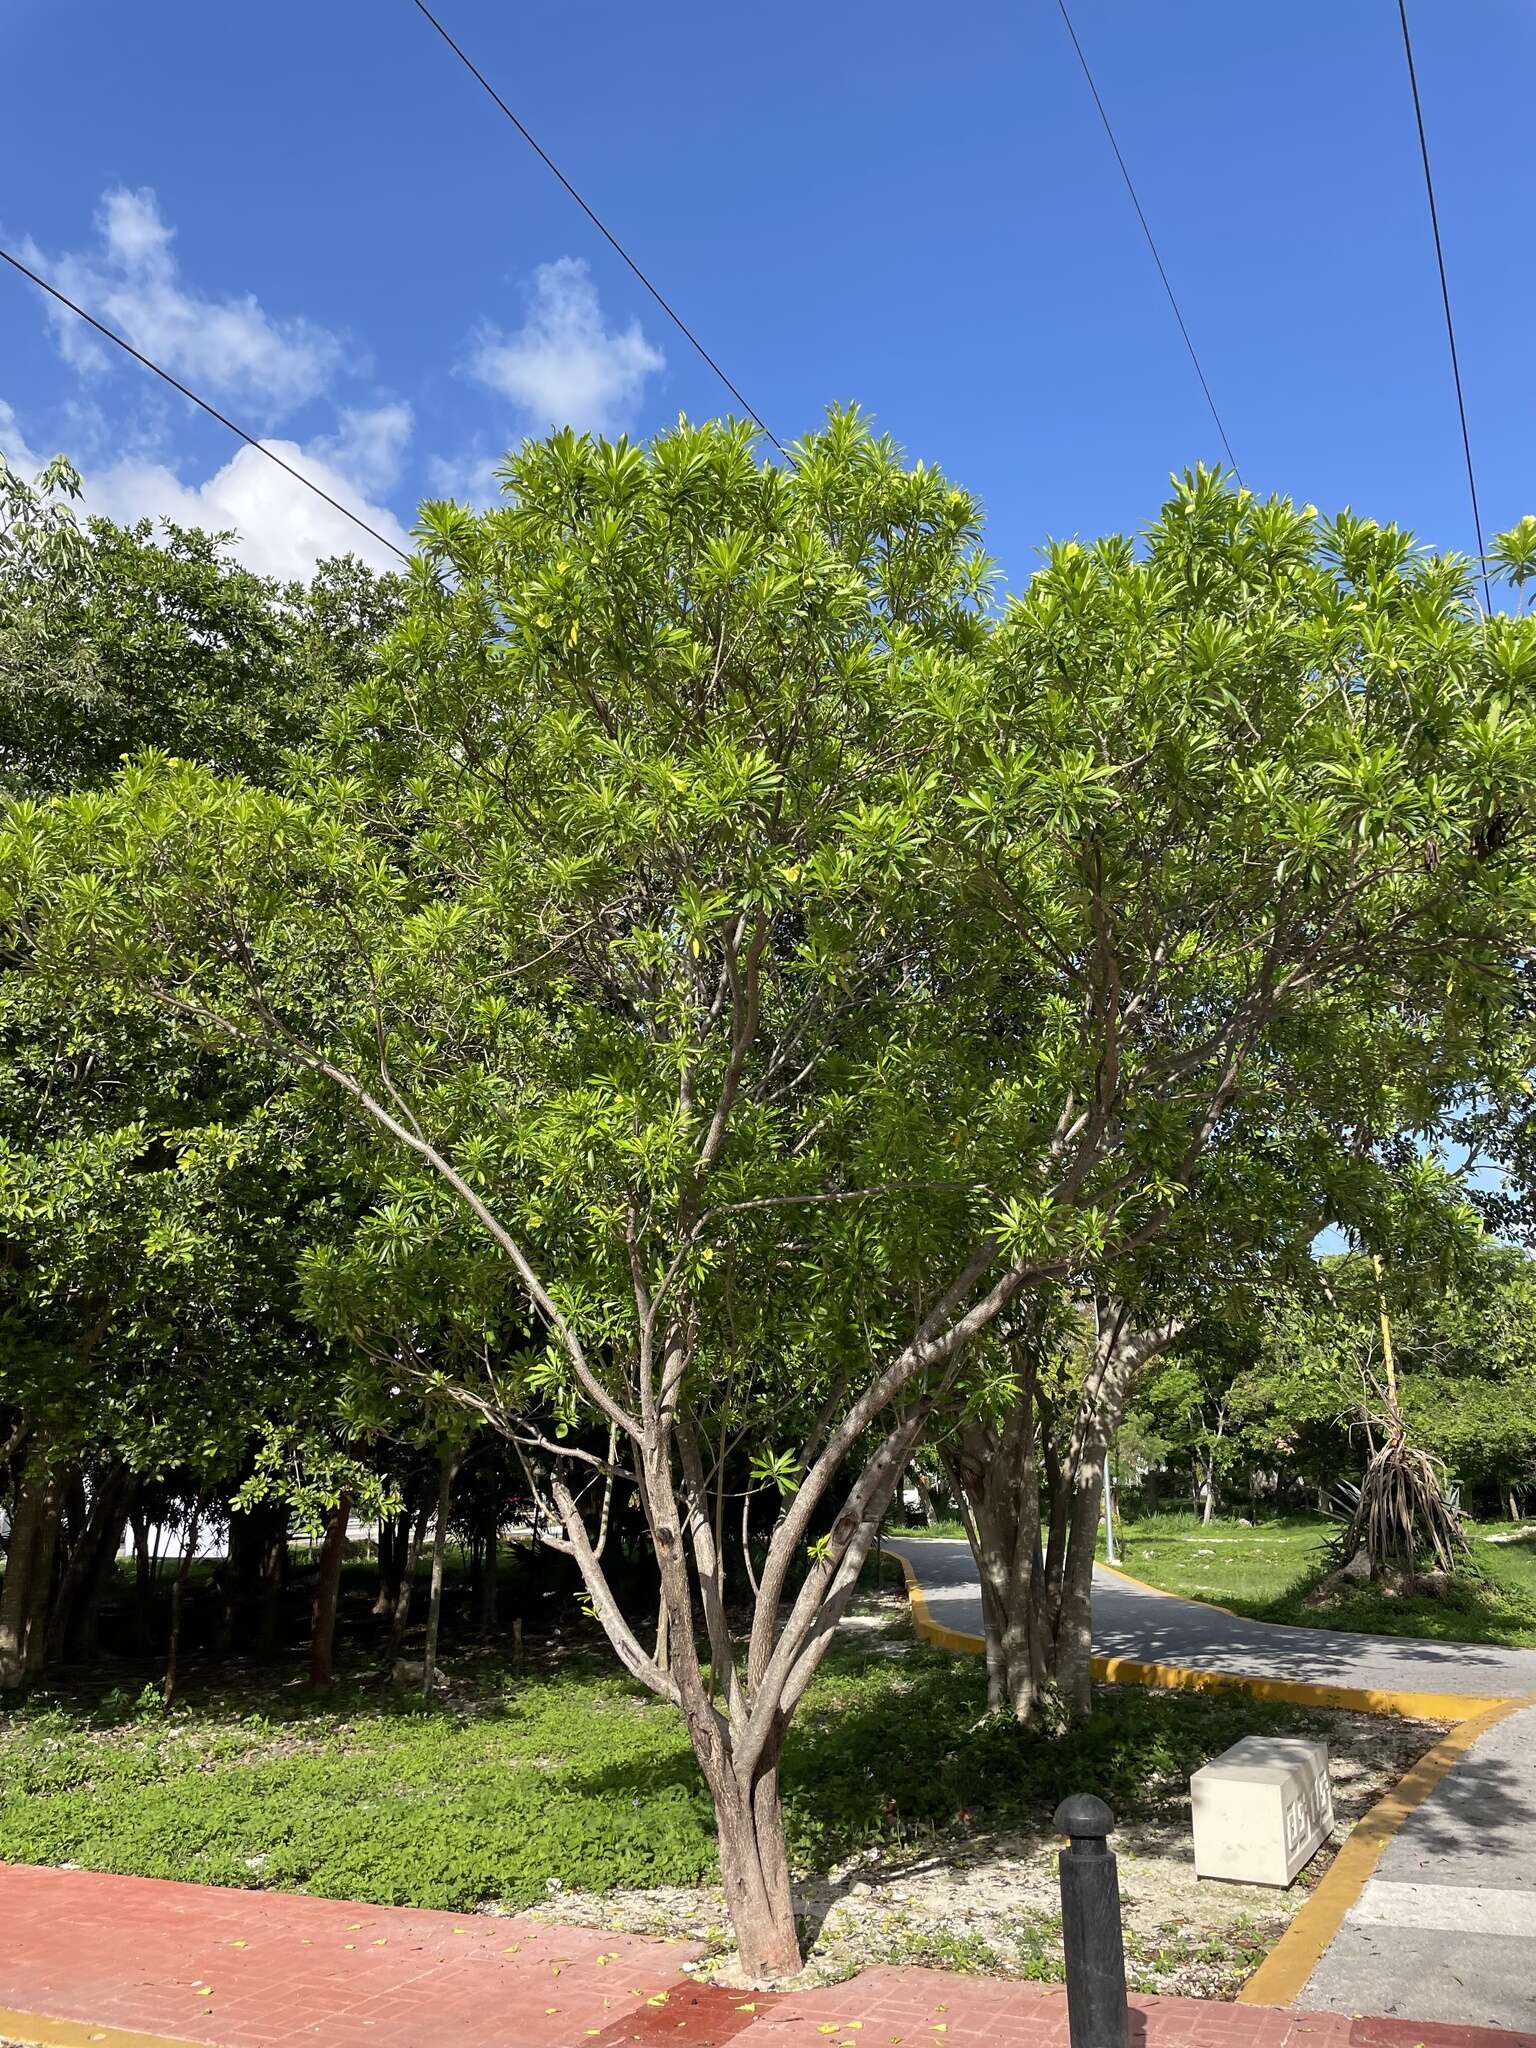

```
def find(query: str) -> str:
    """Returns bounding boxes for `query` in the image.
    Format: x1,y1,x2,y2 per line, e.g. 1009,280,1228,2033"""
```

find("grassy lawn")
1104,1512,1536,1647
2,1621,1370,1915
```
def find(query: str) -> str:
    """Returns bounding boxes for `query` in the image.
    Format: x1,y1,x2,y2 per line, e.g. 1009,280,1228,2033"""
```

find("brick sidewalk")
1,1867,1533,2048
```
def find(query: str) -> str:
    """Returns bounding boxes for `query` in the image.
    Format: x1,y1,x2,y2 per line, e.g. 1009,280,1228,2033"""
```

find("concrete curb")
888,1539,1536,2012
1237,1694,1536,2008
0,2008,204,2048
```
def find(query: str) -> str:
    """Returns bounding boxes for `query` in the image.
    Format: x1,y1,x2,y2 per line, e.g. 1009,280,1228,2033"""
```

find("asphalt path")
885,1534,1536,2032
884,1535,1536,1702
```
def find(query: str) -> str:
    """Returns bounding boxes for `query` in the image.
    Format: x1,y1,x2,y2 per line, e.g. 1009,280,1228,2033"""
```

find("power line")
0,244,413,568
410,0,784,455
1053,0,1241,482
1395,0,1491,609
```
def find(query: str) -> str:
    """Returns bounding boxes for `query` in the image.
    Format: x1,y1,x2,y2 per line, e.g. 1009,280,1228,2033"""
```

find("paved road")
887,1535,1536,2033
1300,1697,1536,2031
885,1535,1536,1703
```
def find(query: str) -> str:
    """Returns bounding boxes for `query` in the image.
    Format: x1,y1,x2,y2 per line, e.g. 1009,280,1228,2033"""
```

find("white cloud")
469,257,663,436
84,438,411,581
2,396,409,580
21,187,345,417
312,402,414,496
0,400,47,477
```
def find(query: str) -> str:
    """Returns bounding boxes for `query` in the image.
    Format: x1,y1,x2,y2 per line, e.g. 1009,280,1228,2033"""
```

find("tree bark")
706,1748,801,1983
387,1498,432,1657
45,1460,133,1665
163,1491,208,1704
0,1440,61,1691
373,1514,407,1616
944,1303,1179,1723
308,1491,352,1687
478,1500,499,1632
421,1448,459,1698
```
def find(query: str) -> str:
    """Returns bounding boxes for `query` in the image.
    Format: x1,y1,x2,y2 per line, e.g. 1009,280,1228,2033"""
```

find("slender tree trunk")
309,1491,352,1687
653,1596,670,1675
478,1500,499,1632
0,1442,61,1691
387,1498,433,1658
421,1449,458,1698
1201,1453,1217,1524
163,1492,208,1705
129,1501,153,1653
256,1508,287,1662
915,1475,940,1528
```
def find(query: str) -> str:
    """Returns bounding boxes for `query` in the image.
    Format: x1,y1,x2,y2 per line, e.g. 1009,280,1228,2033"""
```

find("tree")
913,484,1536,1717
0,453,402,1689
7,429,1536,1976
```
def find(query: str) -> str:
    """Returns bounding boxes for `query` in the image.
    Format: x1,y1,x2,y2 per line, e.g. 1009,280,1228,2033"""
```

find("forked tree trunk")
944,1303,1178,1723
46,1460,134,1665
309,1491,352,1687
0,1442,61,1691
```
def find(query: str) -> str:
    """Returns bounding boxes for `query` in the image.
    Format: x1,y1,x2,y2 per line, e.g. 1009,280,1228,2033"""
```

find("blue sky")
3,0,1534,586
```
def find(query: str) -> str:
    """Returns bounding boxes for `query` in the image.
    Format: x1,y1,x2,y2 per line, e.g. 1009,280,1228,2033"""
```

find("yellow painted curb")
1237,1693,1534,2007
892,1547,1501,1722
0,2008,206,2048
891,1551,987,1655
1089,1650,1501,1726
892,1540,1536,2009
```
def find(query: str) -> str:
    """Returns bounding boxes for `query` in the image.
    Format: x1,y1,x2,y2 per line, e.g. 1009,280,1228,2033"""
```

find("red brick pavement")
0,1867,1531,2048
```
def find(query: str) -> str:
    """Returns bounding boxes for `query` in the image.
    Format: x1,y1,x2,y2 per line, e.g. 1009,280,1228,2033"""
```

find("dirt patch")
527,1610,1444,1999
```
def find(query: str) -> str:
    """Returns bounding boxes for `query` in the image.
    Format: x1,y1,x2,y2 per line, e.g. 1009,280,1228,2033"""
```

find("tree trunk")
478,1500,499,1632
373,1515,407,1617
309,1491,352,1687
1201,1454,1217,1523
915,1475,941,1528
223,1502,288,1663
129,1501,153,1653
707,1753,801,1983
421,1449,458,1698
0,1442,61,1691
387,1499,432,1657
653,1596,670,1675
943,1302,1179,1724
46,1460,133,1665
163,1492,208,1705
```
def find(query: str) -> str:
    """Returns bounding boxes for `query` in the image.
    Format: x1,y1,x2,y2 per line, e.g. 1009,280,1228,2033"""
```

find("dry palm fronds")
1331,1417,1471,1583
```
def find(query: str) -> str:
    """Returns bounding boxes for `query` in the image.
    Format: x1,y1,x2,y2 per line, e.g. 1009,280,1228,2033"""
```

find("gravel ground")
523,1599,1443,1999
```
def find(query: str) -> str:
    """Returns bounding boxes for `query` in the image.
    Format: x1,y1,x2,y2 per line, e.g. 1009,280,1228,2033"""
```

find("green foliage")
0,1644,1361,1909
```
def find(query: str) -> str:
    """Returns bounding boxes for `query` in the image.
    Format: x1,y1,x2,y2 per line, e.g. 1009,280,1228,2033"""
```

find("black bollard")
1054,1794,1129,2048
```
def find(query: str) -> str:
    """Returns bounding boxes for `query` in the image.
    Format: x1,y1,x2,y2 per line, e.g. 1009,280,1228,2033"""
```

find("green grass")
886,1517,969,1542
0,1636,1362,1914
1104,1512,1536,1647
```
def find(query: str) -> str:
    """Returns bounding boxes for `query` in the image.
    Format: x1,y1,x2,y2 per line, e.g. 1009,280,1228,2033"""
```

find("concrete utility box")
1190,1736,1333,1887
